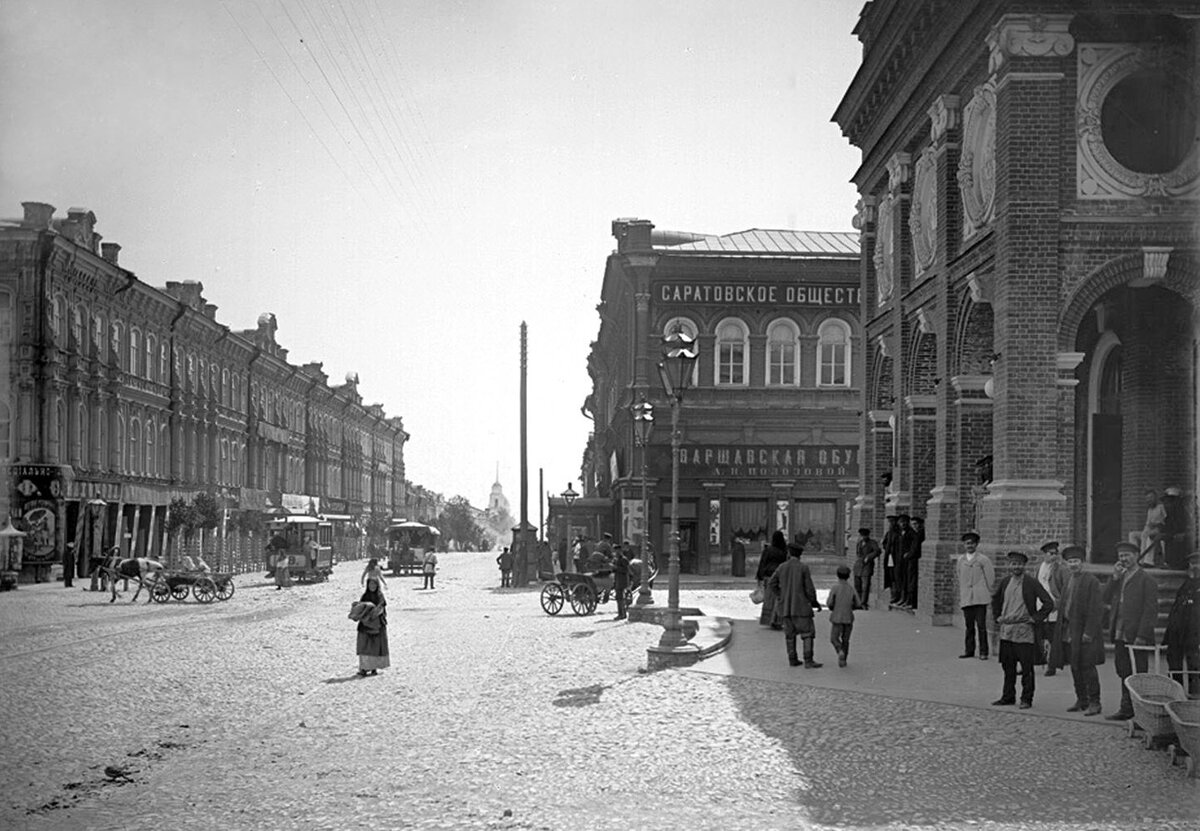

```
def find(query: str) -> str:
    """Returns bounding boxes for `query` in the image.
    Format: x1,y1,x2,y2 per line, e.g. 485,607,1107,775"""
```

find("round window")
1100,70,1196,175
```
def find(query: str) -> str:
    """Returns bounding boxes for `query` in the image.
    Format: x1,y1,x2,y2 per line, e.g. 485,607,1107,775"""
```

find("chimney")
611,218,654,253
101,242,121,265
22,202,55,229
204,303,218,319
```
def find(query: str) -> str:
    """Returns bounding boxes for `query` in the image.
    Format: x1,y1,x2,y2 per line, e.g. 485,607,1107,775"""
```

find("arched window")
129,418,141,476
146,334,156,382
147,418,156,477
129,328,141,376
76,402,87,466
91,314,105,359
71,305,85,351
51,295,65,343
110,321,123,367
817,318,851,387
222,369,230,407
715,318,748,386
766,319,799,386
160,424,169,475
160,342,169,382
116,414,126,473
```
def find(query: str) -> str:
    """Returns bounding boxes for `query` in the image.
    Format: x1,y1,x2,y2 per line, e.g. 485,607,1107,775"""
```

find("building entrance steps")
683,600,1132,722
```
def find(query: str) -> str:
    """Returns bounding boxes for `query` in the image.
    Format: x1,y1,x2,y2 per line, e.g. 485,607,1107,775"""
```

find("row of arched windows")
664,316,854,388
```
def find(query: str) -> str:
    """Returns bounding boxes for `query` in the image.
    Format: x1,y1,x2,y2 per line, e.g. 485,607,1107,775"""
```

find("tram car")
266,515,334,582
386,520,440,576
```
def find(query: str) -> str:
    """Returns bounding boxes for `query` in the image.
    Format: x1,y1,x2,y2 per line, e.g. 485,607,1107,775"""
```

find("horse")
109,557,166,603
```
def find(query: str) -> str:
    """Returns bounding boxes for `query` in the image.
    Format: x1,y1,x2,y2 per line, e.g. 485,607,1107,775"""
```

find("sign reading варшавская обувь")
675,445,859,479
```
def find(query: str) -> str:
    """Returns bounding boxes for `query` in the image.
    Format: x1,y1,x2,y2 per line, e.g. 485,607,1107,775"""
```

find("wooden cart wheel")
215,578,235,601
192,578,217,604
170,583,190,601
151,581,173,604
570,583,596,616
540,583,565,615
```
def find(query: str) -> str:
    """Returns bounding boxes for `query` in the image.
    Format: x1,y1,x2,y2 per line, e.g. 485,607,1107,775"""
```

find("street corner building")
579,217,863,578
832,1,1199,623
0,202,410,583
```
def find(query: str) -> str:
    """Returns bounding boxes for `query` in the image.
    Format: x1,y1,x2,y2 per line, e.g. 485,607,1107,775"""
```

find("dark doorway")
1091,346,1122,563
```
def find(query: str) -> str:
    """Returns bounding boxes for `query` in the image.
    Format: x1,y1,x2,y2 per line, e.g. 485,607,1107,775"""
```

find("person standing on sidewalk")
956,531,993,661
767,541,823,668
421,548,438,590
1163,551,1200,695
990,551,1055,709
1036,541,1068,676
1104,540,1159,721
61,541,74,588
757,531,788,630
1059,545,1104,716
354,577,389,677
826,565,860,667
881,515,900,606
892,515,917,610
906,517,925,610
611,542,630,621
853,528,880,611
496,547,513,587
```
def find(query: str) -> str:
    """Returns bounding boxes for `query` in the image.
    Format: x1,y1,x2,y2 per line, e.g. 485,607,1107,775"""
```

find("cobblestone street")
1,552,1197,831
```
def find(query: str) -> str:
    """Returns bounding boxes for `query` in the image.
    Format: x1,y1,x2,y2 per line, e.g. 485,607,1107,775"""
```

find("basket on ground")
1124,673,1186,749
1166,700,1200,777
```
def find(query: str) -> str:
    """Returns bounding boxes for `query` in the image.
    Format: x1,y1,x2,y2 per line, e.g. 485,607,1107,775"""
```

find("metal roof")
656,228,859,257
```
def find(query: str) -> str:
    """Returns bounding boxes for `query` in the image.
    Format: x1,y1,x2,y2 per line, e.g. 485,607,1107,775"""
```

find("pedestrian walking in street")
853,527,879,610
1058,545,1105,716
990,551,1055,709
757,531,788,630
612,541,631,620
956,531,993,661
421,549,438,589
766,540,823,668
274,551,293,591
61,541,74,588
360,558,387,590
354,577,389,676
1104,540,1158,721
1036,541,1067,675
497,547,513,587
826,565,860,667
881,515,900,606
1163,551,1200,695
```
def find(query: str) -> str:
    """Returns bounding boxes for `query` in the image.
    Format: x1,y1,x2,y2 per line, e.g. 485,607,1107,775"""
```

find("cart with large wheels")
149,570,234,604
538,561,655,617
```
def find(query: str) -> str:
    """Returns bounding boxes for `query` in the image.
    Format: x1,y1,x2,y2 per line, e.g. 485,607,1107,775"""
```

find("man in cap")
1163,551,1200,694
881,515,901,605
956,531,993,660
891,514,916,610
990,551,1055,709
853,527,881,611
904,517,925,611
1058,545,1105,716
611,540,632,621
1103,540,1159,720
767,541,823,668
1036,541,1068,675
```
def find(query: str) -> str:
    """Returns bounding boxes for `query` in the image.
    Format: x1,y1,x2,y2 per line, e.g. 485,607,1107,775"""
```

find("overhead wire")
218,0,375,207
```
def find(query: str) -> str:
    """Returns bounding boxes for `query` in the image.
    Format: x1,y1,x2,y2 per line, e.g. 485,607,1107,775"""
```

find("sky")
0,0,864,512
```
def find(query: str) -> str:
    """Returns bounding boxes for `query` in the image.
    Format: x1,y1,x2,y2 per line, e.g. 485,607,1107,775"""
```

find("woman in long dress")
356,578,390,676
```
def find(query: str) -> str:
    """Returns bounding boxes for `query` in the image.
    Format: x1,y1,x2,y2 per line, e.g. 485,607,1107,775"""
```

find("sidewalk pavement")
677,582,1131,724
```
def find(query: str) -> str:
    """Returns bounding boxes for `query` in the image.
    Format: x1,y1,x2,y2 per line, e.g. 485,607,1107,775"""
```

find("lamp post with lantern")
560,483,578,571
631,398,654,606
649,329,698,663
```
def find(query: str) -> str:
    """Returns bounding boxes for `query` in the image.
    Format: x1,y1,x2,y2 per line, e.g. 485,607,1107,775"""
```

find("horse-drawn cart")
538,556,657,617
149,570,235,604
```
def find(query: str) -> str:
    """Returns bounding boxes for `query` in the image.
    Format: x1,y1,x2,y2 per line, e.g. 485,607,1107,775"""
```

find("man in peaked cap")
990,551,1055,709
957,531,992,661
1103,540,1159,720
1059,545,1105,716
1036,542,1068,675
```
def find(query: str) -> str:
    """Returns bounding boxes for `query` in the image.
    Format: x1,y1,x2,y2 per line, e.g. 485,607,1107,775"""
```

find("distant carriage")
266,516,334,583
386,520,440,576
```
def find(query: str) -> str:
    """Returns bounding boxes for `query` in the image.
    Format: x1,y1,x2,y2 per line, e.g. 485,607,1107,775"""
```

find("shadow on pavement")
323,673,368,685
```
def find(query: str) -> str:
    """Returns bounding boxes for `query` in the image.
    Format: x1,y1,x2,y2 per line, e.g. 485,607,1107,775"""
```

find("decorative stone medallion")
910,146,938,279
958,81,996,240
1077,43,1199,199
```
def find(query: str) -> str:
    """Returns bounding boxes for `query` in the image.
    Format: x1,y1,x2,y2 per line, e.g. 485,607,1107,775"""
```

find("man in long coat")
767,542,823,668
1104,540,1159,721
1163,551,1200,694
1058,545,1105,716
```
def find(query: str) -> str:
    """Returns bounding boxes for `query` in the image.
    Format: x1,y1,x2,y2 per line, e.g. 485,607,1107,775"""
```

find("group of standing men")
952,532,1200,717
866,514,923,611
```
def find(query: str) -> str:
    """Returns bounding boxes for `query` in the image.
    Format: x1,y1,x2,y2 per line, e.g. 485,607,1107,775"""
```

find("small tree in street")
436,496,487,552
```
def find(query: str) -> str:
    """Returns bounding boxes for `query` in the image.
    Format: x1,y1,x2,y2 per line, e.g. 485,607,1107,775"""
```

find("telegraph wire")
218,0,375,207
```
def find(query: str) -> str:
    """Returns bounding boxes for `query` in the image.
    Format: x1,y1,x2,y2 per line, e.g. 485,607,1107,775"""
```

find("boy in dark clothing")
826,565,861,667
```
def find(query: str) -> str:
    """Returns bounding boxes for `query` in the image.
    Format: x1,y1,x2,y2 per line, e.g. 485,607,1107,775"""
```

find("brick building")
0,201,409,581
580,218,861,576
833,2,1198,622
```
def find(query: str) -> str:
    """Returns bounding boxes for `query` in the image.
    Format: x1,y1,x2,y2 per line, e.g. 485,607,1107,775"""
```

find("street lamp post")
631,399,654,605
654,330,698,653
560,483,578,572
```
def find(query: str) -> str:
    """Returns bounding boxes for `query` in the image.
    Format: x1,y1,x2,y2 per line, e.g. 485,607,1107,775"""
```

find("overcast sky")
1,0,864,513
